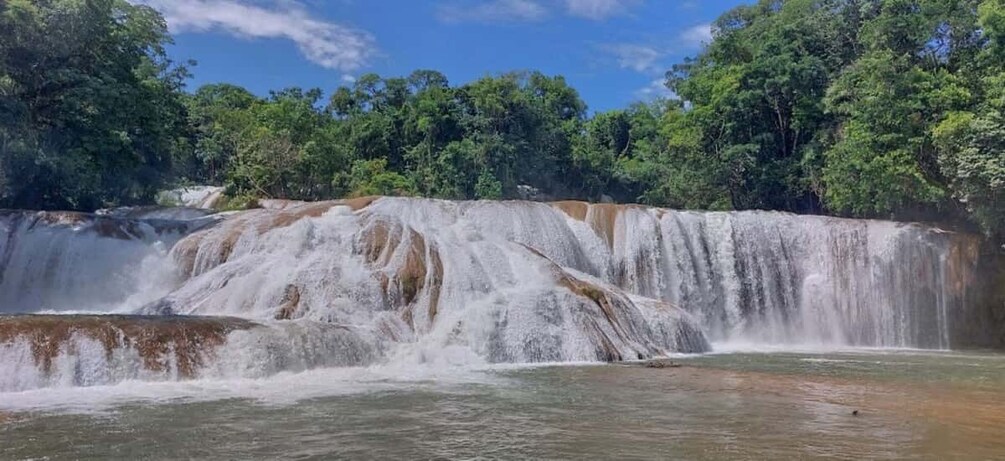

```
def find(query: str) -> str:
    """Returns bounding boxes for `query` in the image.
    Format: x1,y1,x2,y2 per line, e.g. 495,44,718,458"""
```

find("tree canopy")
0,0,190,210
2,0,1003,242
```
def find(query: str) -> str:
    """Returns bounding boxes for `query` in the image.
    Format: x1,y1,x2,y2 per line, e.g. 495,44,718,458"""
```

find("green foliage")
474,170,504,200
0,0,190,210
184,70,595,203
212,193,259,212
639,0,1001,237
982,0,1005,61
933,71,1005,240
822,50,952,215
2,0,1003,243
183,84,257,183
343,158,416,197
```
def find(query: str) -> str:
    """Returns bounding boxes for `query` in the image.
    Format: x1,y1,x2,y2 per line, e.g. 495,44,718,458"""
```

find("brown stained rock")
355,217,444,330
558,274,624,336
218,222,253,266
275,284,302,320
258,196,379,213
398,230,428,306
375,316,403,342
516,242,640,362
174,198,381,277
264,201,341,231
339,196,380,211
256,199,302,211
945,233,981,296
552,201,589,221
587,204,623,249
588,318,624,362
375,272,391,300
32,211,91,228
89,219,141,240
518,241,617,323
359,220,420,305
0,315,257,378
0,411,22,426
361,220,402,266
551,201,631,249
553,201,664,251
400,304,415,328
170,212,256,277
427,247,444,324
170,232,204,277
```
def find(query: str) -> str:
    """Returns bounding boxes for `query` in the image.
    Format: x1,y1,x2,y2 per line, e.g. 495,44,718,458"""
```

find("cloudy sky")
134,0,747,111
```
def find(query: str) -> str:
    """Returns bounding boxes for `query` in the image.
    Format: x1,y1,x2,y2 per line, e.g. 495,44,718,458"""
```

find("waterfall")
0,210,216,313
0,197,984,391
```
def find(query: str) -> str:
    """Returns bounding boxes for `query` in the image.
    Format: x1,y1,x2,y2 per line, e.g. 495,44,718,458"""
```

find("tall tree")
0,0,190,210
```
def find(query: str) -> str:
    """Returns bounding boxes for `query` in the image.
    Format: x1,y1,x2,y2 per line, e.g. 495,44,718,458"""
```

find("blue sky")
135,0,749,112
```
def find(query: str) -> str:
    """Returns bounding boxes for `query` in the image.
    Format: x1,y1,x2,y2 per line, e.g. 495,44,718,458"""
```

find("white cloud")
680,23,713,49
437,0,548,23
132,0,376,71
636,78,676,100
563,0,641,20
599,44,662,73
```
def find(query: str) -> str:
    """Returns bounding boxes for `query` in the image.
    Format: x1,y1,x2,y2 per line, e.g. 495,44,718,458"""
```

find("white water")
0,319,383,393
157,186,225,209
0,211,209,313
0,197,980,395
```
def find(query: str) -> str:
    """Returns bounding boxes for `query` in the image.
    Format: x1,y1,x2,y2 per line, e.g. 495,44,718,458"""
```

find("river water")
3,349,1004,460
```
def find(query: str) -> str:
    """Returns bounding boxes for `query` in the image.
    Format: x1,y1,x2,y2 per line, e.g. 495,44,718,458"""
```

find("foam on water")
0,362,503,415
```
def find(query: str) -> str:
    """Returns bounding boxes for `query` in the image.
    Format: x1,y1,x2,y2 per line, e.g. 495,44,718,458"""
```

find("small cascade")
0,210,216,313
0,315,382,392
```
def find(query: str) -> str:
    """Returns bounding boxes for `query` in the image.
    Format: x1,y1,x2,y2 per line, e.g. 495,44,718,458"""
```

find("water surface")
3,349,1004,459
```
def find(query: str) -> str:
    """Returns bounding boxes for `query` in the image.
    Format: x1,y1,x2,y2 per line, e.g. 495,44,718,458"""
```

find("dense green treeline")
1,0,1003,241
0,0,191,211
181,72,608,202
667,0,1005,238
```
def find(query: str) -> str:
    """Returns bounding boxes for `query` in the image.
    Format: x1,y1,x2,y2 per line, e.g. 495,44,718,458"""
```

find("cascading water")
0,197,983,392
0,210,217,313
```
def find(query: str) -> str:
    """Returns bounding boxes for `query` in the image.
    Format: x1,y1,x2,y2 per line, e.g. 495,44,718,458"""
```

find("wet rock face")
356,218,444,331
0,315,385,392
158,197,712,365
950,247,1005,349
0,315,257,390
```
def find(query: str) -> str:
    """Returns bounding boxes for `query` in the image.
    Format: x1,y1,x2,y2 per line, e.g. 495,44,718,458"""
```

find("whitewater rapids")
0,197,984,391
